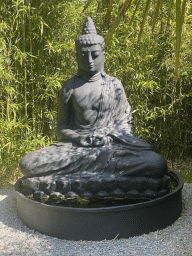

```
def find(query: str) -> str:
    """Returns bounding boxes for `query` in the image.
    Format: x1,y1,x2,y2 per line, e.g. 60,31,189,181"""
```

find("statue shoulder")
106,75,124,90
61,76,76,91
59,76,76,102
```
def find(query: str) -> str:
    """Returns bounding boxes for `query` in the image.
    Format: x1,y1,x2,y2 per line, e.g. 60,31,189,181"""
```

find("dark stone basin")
15,170,183,241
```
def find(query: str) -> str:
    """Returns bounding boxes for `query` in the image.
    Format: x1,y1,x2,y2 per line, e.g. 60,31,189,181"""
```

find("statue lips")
87,63,93,67
87,64,94,71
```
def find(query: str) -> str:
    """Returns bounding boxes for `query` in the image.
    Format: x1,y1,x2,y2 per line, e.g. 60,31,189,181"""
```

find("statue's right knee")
19,155,30,176
19,151,38,176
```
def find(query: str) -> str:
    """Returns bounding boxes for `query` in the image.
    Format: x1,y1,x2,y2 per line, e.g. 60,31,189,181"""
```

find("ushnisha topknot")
75,17,105,50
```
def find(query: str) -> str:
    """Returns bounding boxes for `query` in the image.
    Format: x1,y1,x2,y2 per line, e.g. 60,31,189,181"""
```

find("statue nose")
88,53,93,64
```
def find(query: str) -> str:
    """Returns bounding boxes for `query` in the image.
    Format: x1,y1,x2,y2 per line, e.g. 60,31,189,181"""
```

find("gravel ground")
0,184,192,256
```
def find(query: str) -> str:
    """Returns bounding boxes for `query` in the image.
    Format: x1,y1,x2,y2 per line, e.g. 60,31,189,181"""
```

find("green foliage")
0,0,191,185
0,0,88,184
84,0,188,79
0,116,52,186
103,1,192,163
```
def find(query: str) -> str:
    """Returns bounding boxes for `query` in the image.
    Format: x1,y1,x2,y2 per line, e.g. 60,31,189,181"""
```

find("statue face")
76,44,105,75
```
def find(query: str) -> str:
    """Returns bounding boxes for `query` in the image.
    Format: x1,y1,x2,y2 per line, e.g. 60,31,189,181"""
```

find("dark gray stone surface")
18,175,171,200
18,17,170,199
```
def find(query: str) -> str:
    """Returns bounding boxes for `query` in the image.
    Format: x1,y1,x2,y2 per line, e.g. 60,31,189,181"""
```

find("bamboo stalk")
22,4,27,118
104,0,132,49
151,0,161,36
175,0,187,79
82,0,94,12
179,0,187,45
166,0,174,31
105,0,114,23
175,0,181,80
137,0,151,46
129,0,141,26
160,0,163,31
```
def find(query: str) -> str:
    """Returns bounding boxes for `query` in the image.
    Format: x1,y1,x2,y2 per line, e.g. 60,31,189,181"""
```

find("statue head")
75,17,106,77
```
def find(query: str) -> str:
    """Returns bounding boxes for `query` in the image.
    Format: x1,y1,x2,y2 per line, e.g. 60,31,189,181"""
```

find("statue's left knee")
148,152,167,176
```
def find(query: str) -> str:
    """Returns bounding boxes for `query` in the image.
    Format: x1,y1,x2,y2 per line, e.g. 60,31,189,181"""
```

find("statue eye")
92,52,99,58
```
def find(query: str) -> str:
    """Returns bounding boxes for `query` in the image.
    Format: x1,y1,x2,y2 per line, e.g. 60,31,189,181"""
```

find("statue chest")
72,82,103,111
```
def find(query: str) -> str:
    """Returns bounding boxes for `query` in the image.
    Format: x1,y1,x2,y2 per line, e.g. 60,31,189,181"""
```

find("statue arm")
57,80,93,146
57,80,79,142
113,80,134,135
126,99,134,135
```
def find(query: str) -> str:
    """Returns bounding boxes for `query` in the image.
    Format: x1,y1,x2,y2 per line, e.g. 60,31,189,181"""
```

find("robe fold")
19,75,167,181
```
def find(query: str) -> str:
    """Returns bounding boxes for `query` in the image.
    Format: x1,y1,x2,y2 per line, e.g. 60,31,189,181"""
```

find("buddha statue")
17,17,170,200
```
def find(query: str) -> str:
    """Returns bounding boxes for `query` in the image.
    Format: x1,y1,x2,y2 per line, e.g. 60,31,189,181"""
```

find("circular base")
15,170,184,241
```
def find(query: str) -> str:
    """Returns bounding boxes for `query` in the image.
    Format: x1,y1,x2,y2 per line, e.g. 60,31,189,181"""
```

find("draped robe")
19,74,167,183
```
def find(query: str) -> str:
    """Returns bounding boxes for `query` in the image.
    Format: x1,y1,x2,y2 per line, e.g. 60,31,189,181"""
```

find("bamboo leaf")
151,0,161,35
137,0,151,45
82,0,94,12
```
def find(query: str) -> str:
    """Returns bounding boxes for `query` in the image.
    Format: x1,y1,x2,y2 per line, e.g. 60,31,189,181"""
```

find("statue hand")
77,135,113,147
93,135,113,147
77,135,93,147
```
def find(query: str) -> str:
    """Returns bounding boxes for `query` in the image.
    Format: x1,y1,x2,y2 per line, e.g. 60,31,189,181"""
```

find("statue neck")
77,71,102,82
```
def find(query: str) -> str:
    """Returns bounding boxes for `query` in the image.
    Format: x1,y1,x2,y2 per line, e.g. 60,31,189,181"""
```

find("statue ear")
102,51,106,62
76,51,80,64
